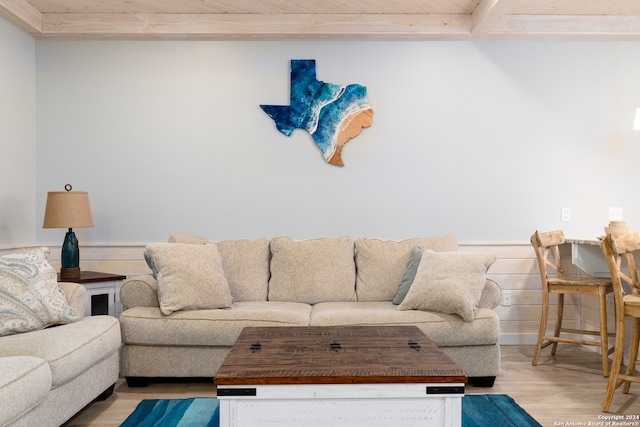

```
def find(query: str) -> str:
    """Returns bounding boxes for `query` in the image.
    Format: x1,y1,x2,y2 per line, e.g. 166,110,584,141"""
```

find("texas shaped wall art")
261,60,373,167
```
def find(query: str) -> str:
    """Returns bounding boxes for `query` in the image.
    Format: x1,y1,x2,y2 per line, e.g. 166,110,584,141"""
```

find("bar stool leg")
552,293,564,355
599,287,610,377
532,290,550,366
623,318,640,393
603,318,626,412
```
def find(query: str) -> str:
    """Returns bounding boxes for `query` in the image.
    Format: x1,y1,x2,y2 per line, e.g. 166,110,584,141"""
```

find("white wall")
35,39,640,246
0,16,36,248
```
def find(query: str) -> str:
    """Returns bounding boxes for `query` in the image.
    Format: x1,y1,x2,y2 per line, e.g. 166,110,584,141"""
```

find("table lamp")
43,184,94,280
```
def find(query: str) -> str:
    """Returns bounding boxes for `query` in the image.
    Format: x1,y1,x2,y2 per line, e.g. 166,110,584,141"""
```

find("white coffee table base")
217,383,464,427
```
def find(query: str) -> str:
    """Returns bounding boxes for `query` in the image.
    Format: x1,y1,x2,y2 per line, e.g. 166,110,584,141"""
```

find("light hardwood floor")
65,345,640,427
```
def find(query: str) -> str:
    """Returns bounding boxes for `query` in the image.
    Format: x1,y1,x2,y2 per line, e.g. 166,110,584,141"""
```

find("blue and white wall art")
261,59,373,166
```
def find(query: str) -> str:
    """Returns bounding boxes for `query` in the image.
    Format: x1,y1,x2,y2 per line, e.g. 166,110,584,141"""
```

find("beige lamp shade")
43,189,94,229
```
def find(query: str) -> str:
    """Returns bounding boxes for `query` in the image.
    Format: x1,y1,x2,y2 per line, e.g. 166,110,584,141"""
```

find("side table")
58,271,126,317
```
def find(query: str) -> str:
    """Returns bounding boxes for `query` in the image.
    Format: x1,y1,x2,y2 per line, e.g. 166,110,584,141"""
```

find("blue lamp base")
60,228,81,280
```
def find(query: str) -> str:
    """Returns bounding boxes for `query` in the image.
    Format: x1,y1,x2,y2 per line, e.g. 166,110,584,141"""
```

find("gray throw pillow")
392,246,422,305
143,249,158,278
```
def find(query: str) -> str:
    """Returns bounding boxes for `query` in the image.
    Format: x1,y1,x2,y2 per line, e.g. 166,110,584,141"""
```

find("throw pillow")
143,249,159,278
146,243,233,315
0,248,79,336
392,246,423,305
397,251,496,322
354,236,459,302
167,233,271,302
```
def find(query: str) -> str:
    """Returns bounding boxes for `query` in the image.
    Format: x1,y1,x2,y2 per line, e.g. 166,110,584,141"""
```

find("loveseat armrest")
478,278,502,310
120,275,160,310
58,282,88,318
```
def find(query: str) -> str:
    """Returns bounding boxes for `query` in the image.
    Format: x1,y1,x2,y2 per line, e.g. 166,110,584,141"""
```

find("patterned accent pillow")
0,248,80,336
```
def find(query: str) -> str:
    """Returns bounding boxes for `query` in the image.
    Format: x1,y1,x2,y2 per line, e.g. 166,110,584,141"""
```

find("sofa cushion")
146,243,233,315
0,316,120,387
216,239,270,302
120,301,311,347
168,232,211,245
57,282,89,317
0,356,51,425
478,278,502,310
269,236,356,304
120,275,161,310
168,233,271,302
310,302,500,347
397,251,496,322
0,248,79,336
355,236,458,302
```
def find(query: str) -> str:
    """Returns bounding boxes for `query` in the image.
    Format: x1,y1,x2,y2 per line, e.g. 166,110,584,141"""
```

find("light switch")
609,207,623,221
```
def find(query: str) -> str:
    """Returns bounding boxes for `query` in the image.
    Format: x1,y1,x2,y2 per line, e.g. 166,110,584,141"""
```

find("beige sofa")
0,281,121,427
120,234,502,387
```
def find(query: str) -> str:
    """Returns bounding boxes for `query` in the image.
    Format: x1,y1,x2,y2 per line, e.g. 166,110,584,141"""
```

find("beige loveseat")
0,248,121,427
120,234,502,387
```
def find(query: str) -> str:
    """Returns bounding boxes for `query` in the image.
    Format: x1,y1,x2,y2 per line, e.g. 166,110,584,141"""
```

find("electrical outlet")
502,291,512,307
561,208,571,222
609,207,623,221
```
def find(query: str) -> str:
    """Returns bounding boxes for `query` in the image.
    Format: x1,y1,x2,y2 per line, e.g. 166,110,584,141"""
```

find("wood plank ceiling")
2,0,640,39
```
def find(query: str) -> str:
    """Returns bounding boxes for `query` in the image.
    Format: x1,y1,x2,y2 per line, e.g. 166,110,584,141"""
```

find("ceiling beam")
490,15,640,38
0,0,41,34
4,3,640,40
39,13,472,38
471,0,516,36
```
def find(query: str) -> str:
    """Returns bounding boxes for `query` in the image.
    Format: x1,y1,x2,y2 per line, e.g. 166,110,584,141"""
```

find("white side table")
59,271,126,317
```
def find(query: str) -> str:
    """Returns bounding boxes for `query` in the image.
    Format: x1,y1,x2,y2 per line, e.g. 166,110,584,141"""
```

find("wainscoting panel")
1,242,614,347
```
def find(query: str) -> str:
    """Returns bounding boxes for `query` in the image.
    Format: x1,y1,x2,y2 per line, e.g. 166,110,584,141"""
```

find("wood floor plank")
64,345,640,426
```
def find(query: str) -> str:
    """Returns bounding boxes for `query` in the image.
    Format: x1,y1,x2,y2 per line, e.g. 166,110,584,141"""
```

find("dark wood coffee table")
215,325,466,427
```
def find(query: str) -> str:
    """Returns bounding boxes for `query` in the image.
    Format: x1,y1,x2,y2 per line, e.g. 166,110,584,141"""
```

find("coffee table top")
214,325,467,386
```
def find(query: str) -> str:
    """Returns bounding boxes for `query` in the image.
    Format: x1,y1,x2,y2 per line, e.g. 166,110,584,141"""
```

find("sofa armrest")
120,275,160,310
58,282,88,319
478,278,502,310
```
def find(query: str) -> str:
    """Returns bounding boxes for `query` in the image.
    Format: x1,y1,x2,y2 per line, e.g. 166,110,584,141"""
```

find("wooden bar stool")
530,230,614,376
600,231,640,412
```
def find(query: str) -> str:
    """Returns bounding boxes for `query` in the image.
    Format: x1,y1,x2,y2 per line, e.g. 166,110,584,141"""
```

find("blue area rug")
120,394,540,427
463,394,541,427
120,398,218,427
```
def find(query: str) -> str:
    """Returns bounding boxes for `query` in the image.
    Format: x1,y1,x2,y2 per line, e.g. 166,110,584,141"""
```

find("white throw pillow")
146,243,233,315
167,233,270,302
397,251,496,322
